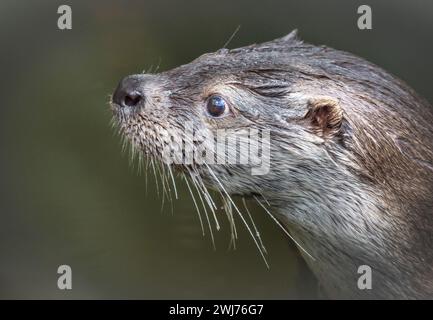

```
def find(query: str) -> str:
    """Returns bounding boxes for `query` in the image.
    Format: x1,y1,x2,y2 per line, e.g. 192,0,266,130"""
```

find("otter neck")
263,165,409,298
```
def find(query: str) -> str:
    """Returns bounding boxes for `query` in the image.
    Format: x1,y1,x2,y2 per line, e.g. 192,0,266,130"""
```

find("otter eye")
206,96,227,118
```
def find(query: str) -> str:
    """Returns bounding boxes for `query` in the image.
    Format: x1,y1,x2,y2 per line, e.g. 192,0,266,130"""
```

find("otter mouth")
110,100,143,123
112,112,164,159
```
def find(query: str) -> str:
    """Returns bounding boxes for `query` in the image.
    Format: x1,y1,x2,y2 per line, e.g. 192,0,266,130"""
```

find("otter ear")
305,98,343,138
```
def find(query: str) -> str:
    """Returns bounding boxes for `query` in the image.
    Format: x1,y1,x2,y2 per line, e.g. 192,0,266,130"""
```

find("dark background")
0,0,431,299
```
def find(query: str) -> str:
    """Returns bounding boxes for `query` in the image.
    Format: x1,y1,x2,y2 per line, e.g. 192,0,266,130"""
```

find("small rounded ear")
304,98,343,138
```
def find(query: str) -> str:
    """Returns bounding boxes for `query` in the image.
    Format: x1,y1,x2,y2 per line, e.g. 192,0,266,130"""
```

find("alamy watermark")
357,265,372,290
57,5,72,30
357,5,372,30
57,264,72,290
160,122,271,175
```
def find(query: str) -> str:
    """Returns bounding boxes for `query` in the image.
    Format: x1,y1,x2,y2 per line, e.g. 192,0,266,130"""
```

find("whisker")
144,155,149,197
205,163,269,268
187,167,217,249
259,191,271,207
223,25,241,49
167,164,179,200
158,163,174,214
189,167,220,230
222,196,238,250
242,197,267,254
150,158,160,196
154,57,162,73
183,174,206,238
253,195,315,261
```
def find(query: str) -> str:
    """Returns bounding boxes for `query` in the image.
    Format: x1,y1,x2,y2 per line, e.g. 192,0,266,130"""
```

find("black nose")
112,75,146,108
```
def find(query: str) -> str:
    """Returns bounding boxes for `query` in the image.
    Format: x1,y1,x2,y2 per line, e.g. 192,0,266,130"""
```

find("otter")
110,31,433,299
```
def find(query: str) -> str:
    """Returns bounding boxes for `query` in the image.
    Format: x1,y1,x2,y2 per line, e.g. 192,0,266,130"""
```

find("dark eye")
206,95,227,117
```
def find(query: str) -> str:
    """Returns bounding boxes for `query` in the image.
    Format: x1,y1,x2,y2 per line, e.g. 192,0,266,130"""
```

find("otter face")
110,70,271,196
110,31,347,199
110,31,433,298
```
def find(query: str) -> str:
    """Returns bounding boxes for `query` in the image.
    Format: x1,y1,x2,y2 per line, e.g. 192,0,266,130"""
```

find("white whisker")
167,164,178,200
183,174,206,238
253,195,315,261
242,197,267,254
189,168,220,230
205,163,269,268
187,167,217,249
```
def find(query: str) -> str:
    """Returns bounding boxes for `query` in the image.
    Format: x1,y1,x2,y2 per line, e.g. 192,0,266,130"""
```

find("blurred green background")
0,0,432,299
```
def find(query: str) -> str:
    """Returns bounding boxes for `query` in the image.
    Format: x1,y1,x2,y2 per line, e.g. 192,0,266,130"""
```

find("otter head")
110,30,348,201
110,30,433,298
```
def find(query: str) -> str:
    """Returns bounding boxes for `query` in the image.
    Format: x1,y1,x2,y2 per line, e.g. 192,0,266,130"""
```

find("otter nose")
112,75,146,108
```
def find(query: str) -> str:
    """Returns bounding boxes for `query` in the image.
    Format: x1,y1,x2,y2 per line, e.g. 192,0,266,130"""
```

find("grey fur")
111,30,433,299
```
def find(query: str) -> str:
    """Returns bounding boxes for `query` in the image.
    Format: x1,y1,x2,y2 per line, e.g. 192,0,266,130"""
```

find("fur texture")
111,30,433,299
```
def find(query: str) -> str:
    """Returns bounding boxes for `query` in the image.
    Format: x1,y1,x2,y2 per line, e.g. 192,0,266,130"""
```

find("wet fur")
111,30,433,299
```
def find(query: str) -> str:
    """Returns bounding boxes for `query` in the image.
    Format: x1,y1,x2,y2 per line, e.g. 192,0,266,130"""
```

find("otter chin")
110,30,433,299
